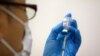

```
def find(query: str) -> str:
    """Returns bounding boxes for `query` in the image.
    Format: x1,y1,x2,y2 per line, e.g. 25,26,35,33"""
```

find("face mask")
0,6,32,56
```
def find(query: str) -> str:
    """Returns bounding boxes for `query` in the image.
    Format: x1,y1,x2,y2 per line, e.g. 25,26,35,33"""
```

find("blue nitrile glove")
64,19,81,56
43,22,64,56
43,17,81,56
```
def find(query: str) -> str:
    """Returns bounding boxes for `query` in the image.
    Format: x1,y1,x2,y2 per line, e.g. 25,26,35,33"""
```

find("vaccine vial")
62,13,72,33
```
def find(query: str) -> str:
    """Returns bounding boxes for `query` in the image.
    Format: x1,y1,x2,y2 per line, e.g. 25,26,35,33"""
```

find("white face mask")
0,6,32,56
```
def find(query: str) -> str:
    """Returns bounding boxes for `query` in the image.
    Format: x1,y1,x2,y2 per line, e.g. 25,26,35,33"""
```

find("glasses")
0,0,37,20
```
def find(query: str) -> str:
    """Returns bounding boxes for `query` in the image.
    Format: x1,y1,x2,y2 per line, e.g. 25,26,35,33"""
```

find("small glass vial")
62,13,72,33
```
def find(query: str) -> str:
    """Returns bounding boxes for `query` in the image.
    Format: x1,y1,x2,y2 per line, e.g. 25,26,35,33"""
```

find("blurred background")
26,0,100,56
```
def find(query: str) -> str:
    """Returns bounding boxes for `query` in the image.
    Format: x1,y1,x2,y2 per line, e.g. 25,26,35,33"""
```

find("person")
43,13,81,56
0,0,37,56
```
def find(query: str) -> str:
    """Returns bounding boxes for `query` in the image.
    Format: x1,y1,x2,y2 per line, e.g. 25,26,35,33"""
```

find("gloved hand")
43,18,81,56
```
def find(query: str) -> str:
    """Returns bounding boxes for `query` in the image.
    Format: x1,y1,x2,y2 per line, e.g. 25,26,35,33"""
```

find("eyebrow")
0,1,37,12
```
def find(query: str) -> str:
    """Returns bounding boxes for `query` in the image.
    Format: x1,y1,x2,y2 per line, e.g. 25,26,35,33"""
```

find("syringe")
62,13,72,56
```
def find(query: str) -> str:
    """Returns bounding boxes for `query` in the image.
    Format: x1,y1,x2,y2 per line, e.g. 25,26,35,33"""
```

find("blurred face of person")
0,0,28,56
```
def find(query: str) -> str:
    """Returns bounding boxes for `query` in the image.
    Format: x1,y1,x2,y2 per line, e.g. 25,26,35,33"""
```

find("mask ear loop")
0,6,26,26
0,36,22,56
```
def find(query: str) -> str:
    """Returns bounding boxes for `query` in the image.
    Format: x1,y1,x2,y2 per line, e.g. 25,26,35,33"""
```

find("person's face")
0,0,30,55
